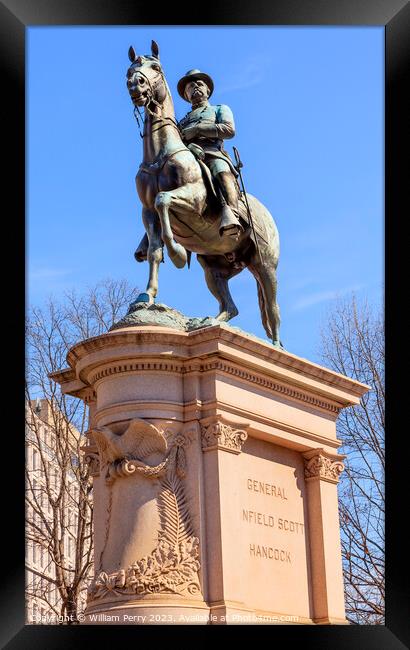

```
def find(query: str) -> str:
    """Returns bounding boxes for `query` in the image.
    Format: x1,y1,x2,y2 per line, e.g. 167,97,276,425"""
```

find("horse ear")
128,46,136,63
151,40,160,59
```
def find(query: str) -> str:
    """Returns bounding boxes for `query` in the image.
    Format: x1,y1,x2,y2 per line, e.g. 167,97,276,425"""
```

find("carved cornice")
201,421,248,454
200,361,341,414
65,326,367,395
55,326,369,409
303,451,345,484
87,358,340,415
89,361,185,385
83,389,97,404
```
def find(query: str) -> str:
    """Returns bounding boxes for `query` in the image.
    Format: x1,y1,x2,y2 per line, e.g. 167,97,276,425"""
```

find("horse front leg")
133,208,163,306
154,182,205,269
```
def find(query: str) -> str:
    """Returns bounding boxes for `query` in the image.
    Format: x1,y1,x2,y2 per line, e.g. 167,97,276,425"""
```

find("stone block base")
51,321,368,624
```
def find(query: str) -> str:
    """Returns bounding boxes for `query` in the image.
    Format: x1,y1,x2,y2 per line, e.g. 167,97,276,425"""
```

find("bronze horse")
127,41,281,346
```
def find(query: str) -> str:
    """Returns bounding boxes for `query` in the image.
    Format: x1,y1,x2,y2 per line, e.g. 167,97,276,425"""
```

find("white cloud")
292,284,365,311
218,60,265,94
29,268,72,280
285,276,316,292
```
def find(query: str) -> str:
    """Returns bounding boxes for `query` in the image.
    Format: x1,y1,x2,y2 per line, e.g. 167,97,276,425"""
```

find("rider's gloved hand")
182,125,198,141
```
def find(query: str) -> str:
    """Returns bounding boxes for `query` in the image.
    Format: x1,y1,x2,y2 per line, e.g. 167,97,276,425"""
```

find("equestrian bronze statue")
127,41,282,347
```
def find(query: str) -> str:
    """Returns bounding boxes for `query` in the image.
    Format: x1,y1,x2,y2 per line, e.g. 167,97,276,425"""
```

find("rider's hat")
177,69,214,101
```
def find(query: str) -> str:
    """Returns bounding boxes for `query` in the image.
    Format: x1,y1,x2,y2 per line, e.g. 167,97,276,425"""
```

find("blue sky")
27,26,383,362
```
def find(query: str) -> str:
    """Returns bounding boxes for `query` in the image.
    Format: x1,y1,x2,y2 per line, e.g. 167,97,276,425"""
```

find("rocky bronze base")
110,301,220,333
110,301,283,351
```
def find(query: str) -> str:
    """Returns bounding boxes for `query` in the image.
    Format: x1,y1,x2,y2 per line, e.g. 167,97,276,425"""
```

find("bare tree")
25,279,139,624
319,295,384,624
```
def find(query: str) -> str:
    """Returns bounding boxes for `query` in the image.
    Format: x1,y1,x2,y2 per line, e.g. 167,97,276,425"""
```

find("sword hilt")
233,146,243,170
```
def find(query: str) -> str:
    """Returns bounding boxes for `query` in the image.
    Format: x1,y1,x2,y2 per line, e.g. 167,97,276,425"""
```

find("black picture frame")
4,0,408,647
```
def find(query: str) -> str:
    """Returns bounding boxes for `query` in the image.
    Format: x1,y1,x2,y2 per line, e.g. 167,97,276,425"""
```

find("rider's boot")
217,172,244,239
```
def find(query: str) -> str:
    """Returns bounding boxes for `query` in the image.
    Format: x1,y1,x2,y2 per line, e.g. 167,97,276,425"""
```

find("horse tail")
257,281,272,339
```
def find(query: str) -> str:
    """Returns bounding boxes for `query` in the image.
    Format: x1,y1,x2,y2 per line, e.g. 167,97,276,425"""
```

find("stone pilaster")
303,448,347,624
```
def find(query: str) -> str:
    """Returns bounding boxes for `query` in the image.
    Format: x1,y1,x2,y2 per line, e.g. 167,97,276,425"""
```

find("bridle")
128,65,180,139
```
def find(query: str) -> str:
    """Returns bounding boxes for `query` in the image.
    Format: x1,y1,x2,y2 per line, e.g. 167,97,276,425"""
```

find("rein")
139,147,187,179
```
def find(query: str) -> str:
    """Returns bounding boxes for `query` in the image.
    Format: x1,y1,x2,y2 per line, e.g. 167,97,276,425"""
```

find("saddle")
197,158,219,206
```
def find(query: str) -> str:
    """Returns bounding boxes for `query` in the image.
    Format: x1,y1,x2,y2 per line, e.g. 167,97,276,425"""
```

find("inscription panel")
234,438,311,617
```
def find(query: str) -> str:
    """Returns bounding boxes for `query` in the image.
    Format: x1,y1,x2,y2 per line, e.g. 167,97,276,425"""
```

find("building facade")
25,398,92,624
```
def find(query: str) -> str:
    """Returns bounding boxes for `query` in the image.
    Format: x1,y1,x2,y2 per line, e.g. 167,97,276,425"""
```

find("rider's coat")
179,103,237,176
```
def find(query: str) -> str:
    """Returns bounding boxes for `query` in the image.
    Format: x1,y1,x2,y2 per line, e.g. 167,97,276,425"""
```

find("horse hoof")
129,293,154,308
216,307,239,322
272,339,284,349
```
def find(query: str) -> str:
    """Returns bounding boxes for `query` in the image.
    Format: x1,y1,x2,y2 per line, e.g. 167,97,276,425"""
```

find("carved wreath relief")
87,419,201,601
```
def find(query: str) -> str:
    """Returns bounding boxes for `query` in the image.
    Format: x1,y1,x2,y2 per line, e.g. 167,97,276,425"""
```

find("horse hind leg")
257,281,272,339
197,255,239,322
249,260,281,347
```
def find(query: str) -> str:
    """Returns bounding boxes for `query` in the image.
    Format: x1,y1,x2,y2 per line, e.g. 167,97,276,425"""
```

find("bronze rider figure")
177,69,244,239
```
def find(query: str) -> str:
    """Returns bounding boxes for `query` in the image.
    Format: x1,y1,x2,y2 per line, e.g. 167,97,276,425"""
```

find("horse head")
126,40,168,110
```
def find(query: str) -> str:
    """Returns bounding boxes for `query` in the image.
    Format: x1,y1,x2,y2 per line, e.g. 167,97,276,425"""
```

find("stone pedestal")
51,321,368,625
